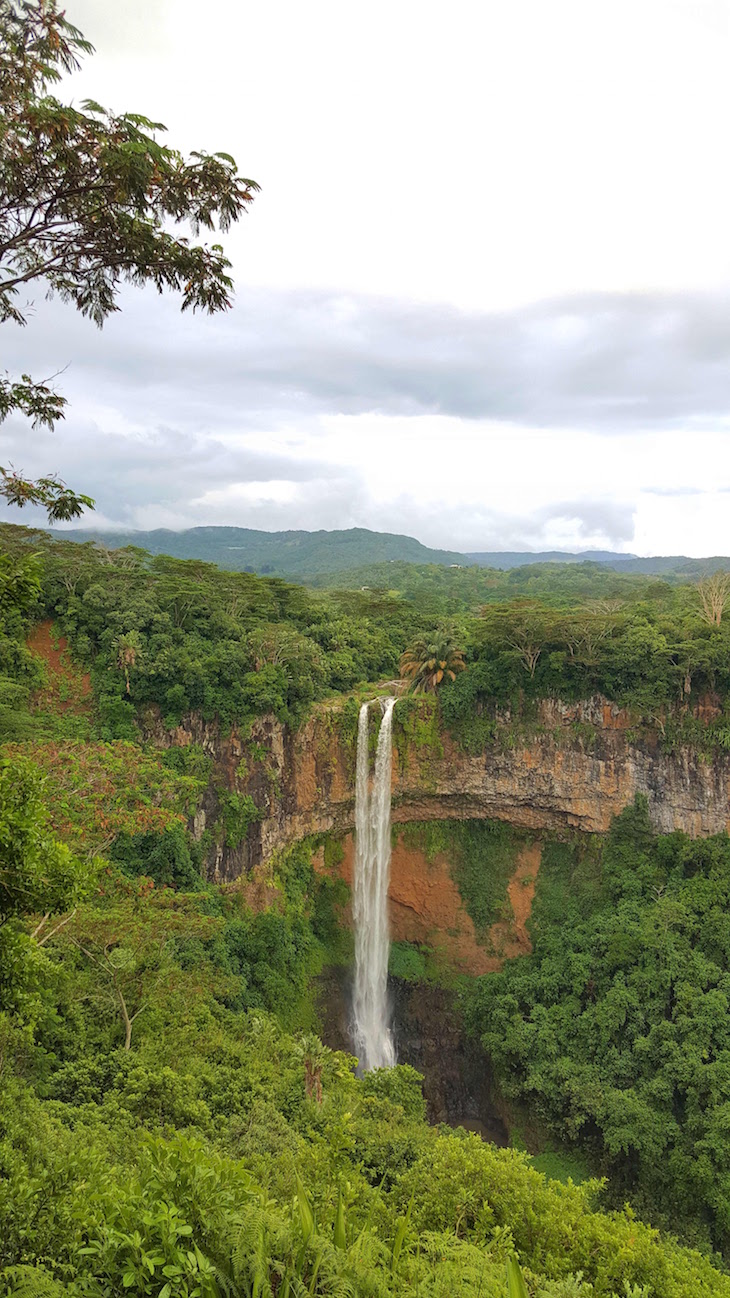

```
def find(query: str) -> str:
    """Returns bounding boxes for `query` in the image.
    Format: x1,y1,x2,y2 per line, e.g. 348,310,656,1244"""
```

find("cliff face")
317,966,508,1137
315,833,540,976
143,694,730,885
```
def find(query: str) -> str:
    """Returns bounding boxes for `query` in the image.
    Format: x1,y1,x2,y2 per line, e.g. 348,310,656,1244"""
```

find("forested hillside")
48,525,467,576
0,524,425,740
49,524,730,580
464,801,730,1254
6,523,730,746
5,520,730,1294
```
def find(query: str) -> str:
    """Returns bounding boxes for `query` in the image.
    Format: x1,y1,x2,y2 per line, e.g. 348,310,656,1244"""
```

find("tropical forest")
2,3,730,1297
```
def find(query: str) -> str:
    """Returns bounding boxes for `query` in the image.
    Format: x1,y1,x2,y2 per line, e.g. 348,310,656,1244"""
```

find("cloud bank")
1,286,729,551
5,285,730,428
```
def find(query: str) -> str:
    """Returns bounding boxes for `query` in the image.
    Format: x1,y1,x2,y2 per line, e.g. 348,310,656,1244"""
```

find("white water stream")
352,698,397,1071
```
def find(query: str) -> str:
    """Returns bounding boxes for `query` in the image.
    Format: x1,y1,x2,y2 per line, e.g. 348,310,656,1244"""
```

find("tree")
0,755,93,1018
60,877,221,1049
248,623,326,678
112,631,142,695
478,604,555,680
564,610,616,668
697,572,730,627
400,633,466,693
0,548,40,619
294,1032,332,1104
0,0,259,521
0,756,88,930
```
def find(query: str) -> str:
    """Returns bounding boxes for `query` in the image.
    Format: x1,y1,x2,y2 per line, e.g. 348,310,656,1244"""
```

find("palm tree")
111,631,142,694
294,1032,332,1104
399,633,466,693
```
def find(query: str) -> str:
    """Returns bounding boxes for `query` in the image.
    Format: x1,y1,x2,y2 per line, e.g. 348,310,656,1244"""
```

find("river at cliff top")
316,967,509,1146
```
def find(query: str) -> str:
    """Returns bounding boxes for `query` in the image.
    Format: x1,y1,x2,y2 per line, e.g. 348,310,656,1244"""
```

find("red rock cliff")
143,694,730,886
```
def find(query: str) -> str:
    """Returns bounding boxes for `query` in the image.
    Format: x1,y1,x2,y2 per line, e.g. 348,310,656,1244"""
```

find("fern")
0,1267,74,1298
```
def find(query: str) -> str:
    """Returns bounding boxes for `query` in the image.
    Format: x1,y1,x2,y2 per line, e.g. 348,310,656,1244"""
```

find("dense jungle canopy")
5,1,730,1293
2,520,730,1294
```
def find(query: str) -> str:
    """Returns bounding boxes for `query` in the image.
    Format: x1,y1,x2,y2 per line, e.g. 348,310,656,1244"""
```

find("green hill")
49,525,730,580
49,525,467,575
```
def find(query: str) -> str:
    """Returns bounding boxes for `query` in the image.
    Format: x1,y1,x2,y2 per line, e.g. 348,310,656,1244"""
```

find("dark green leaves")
0,470,95,522
0,0,259,521
467,803,730,1251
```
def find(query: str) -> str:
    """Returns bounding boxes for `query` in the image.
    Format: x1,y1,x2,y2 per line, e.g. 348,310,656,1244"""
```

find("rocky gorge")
140,690,730,1132
145,691,730,889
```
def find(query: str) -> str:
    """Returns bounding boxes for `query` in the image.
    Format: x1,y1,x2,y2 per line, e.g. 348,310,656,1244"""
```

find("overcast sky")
3,0,730,553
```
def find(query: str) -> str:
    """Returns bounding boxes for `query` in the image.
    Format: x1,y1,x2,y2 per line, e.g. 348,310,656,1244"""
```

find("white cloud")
61,0,730,310
2,1,729,556
193,480,301,508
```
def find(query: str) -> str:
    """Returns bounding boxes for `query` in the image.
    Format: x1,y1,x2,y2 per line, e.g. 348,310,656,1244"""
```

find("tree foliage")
0,0,258,520
0,754,93,1019
400,633,466,693
0,755,82,925
0,527,427,735
0,813,728,1296
697,572,730,627
465,799,730,1253
59,878,221,1049
0,619,729,1289
5,526,730,1284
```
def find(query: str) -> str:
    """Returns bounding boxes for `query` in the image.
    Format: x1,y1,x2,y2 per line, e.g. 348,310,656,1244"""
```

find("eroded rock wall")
143,694,730,885
312,833,540,976
317,966,508,1137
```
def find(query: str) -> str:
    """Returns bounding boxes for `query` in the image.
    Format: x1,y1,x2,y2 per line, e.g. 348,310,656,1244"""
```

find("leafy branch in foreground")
0,0,259,519
0,468,95,522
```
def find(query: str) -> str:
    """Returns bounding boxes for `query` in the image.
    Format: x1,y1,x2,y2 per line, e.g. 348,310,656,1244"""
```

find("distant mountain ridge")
48,524,728,579
49,525,466,575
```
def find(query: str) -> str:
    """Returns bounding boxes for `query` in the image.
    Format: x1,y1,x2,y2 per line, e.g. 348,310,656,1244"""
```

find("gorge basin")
327,695,515,1141
317,966,508,1146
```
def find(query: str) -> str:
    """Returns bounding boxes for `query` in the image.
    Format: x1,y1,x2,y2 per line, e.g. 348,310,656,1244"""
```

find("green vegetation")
397,821,522,939
6,514,730,1290
400,633,466,693
388,939,432,983
387,939,456,986
0,524,426,737
0,755,95,1023
0,551,46,741
464,800,730,1254
214,792,263,849
438,578,730,746
47,525,730,582
2,771,730,1295
8,4,730,1292
48,525,467,575
4,521,730,752
1,0,257,523
392,695,443,770
312,558,730,609
2,739,206,853
313,558,663,612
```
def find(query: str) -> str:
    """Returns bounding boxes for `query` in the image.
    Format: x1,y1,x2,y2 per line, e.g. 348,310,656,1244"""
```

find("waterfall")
352,697,397,1072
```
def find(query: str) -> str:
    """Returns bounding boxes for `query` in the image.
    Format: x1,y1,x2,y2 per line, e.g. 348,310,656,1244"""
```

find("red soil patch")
26,620,92,714
487,840,541,962
237,865,281,915
315,833,541,977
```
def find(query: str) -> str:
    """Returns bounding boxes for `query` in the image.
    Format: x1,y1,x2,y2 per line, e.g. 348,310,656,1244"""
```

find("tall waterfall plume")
352,698,397,1072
